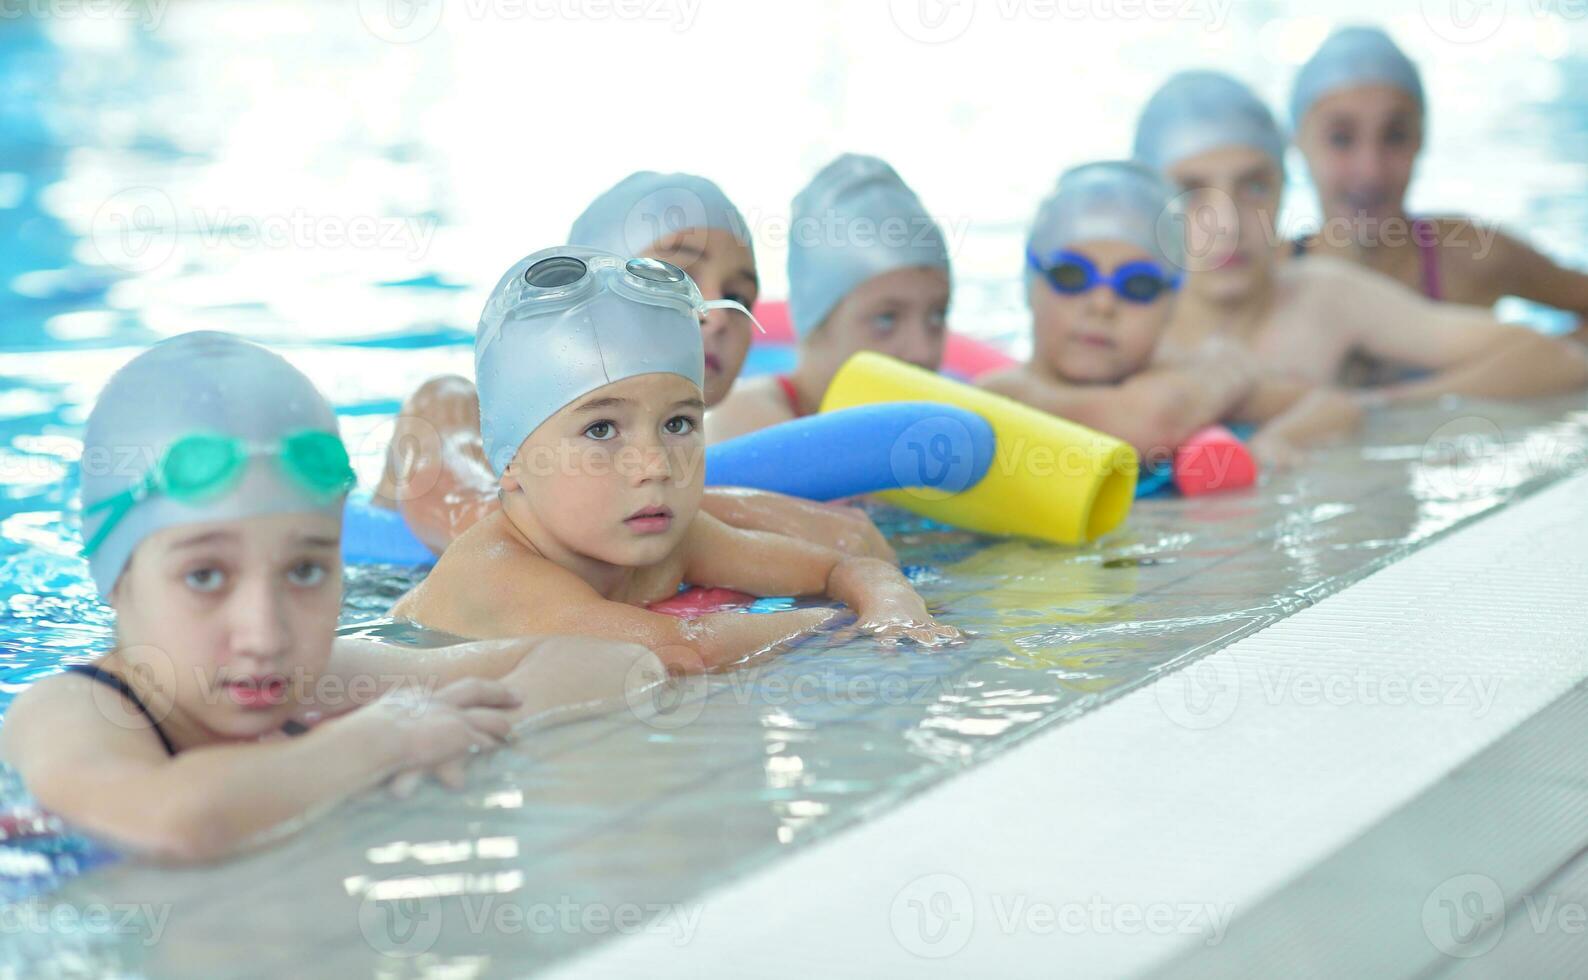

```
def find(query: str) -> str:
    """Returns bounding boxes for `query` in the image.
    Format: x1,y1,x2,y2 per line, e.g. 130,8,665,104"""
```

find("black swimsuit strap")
1291,236,1310,259
65,663,178,757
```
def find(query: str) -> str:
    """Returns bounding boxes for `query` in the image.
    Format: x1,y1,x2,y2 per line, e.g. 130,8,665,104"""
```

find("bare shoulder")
706,376,795,443
389,512,560,637
1,670,165,771
975,365,1033,396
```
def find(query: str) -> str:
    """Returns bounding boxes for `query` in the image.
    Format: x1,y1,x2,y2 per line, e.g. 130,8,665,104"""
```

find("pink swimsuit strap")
1412,217,1442,301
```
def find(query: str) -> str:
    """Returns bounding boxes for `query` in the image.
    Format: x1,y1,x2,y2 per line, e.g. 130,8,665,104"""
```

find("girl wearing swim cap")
374,170,896,563
391,247,959,670
1134,70,1588,403
980,161,1362,468
708,153,953,442
1,332,667,861
1291,25,1588,339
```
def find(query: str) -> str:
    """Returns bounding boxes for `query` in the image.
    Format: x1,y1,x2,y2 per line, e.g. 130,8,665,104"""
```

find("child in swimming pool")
389,247,960,670
708,154,952,442
978,161,1364,468
0,333,666,862
373,171,894,563
1132,71,1588,401
1291,26,1588,341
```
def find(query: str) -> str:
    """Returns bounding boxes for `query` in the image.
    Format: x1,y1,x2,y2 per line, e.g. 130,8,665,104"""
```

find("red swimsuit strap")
774,374,806,417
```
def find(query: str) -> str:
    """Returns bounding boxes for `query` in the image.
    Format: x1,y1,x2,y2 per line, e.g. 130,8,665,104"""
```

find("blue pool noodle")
341,402,997,565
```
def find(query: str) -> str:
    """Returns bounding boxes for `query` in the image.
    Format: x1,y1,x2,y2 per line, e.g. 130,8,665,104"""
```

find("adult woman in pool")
707,153,953,443
1,332,665,862
1290,25,1588,340
1133,70,1588,402
374,171,894,562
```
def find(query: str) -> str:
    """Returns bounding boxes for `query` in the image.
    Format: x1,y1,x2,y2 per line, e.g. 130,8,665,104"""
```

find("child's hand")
855,597,963,647
371,678,520,794
1248,431,1303,472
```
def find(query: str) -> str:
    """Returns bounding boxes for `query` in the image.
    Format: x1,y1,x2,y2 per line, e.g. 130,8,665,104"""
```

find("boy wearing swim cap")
374,170,895,563
980,161,1362,467
1291,25,1588,338
1,332,666,861
1134,70,1588,401
709,153,953,442
391,247,959,669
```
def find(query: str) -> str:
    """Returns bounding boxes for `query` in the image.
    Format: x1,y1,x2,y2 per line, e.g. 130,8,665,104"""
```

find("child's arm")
1243,387,1367,469
700,487,897,563
0,674,520,862
467,557,839,673
683,512,960,644
979,353,1255,458
1320,259,1588,400
325,634,666,730
1483,228,1588,328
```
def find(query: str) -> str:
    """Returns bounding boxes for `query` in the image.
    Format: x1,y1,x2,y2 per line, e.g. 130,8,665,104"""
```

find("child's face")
1296,84,1422,228
1028,240,1175,385
802,265,950,382
504,373,705,569
645,227,758,408
110,511,343,741
1167,145,1284,304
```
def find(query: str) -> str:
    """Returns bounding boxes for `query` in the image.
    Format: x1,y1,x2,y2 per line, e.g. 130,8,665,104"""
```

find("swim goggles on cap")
482,252,764,348
81,430,356,557
1027,249,1182,304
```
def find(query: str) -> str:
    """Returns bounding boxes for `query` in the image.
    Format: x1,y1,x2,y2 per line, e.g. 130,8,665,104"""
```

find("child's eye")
1384,126,1409,147
1240,178,1271,199
928,308,949,332
1328,130,1353,151
288,561,328,587
185,567,226,593
584,420,617,441
664,415,697,436
871,312,899,334
725,292,753,311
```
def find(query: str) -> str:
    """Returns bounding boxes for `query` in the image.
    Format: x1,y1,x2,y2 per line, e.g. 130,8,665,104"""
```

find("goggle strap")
699,299,766,334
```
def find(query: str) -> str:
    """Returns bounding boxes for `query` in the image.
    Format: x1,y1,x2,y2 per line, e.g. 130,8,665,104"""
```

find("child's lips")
624,505,674,534
224,675,288,709
1072,331,1116,349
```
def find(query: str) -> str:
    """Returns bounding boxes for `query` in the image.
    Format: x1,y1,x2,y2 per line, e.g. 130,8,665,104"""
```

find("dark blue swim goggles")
1027,249,1182,304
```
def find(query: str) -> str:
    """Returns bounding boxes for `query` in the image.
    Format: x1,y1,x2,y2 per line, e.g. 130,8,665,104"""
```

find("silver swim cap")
78,331,350,598
787,154,951,339
1291,25,1424,129
568,171,754,261
1027,161,1185,273
1133,70,1286,173
475,246,734,476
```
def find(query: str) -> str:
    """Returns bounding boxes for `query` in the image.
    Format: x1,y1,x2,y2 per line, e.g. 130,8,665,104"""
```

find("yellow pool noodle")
820,352,1138,544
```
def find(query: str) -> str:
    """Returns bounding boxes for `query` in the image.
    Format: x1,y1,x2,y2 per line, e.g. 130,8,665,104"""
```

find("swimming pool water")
3,3,1588,975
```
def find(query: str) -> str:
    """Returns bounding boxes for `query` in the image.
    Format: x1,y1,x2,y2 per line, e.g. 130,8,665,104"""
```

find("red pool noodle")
647,586,755,618
749,300,1016,379
1174,425,1258,496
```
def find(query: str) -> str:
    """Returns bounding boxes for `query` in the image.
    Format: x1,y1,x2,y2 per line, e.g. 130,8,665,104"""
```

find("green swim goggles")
81,430,356,557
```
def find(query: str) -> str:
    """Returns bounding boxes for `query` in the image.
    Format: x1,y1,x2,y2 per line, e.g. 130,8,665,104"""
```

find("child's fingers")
460,706,515,742
388,770,424,799
436,677,522,710
433,758,469,790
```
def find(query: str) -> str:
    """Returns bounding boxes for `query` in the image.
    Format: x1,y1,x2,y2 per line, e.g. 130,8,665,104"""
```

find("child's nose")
229,579,291,664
